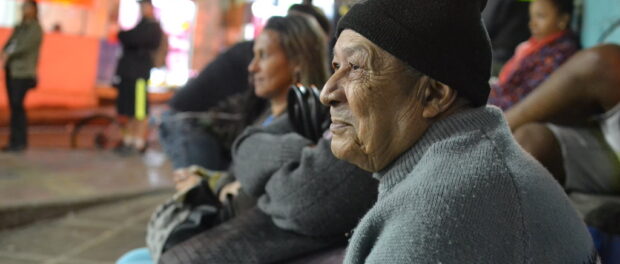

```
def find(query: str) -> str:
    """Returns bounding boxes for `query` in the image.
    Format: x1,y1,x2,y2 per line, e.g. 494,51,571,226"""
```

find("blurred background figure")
482,0,531,76
159,3,331,175
507,44,620,195
0,0,42,152
507,44,620,264
488,0,579,110
51,22,62,33
113,0,162,155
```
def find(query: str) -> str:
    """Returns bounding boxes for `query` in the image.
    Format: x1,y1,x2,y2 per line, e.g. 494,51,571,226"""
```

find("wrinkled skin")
320,30,462,172
320,30,427,172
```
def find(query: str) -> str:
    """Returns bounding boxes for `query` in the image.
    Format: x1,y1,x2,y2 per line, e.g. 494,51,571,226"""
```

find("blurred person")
51,23,62,33
320,0,596,262
488,0,579,110
508,44,620,194
0,0,42,152
482,0,530,76
113,0,162,154
159,3,331,173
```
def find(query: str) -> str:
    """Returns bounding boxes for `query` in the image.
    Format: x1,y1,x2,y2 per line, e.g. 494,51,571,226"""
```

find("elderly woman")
320,0,596,263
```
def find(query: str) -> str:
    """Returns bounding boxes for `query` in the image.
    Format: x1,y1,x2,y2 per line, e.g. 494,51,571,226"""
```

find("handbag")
146,179,222,263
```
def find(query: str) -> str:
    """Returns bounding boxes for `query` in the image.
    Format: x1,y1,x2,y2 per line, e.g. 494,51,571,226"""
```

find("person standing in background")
1,0,42,152
113,0,162,154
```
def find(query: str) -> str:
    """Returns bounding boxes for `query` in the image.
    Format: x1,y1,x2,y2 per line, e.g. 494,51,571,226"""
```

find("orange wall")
0,28,99,109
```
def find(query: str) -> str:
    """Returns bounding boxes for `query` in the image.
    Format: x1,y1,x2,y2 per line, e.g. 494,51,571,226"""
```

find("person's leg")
6,78,29,150
514,123,566,184
4,72,15,148
132,78,149,151
133,118,149,151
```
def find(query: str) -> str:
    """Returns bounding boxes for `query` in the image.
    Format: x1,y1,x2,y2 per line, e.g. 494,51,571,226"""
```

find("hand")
172,168,201,192
218,181,241,203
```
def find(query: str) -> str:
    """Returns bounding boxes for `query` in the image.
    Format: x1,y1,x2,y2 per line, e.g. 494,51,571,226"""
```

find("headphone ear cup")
308,85,330,140
287,84,312,139
287,85,303,134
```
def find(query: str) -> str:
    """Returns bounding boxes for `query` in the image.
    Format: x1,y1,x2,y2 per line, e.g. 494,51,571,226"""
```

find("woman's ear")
292,64,302,84
422,82,457,119
559,14,570,30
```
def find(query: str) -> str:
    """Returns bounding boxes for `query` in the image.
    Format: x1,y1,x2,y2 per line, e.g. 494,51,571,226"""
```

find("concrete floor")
0,148,172,207
0,191,172,264
0,121,176,263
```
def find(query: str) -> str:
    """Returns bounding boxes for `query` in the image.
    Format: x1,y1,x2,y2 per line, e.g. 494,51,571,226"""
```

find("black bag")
146,180,222,262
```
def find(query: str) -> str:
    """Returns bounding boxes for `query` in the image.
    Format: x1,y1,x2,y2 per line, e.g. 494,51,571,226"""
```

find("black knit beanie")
337,0,492,106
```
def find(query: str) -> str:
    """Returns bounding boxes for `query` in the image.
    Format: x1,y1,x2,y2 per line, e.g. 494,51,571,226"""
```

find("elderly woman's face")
320,30,432,172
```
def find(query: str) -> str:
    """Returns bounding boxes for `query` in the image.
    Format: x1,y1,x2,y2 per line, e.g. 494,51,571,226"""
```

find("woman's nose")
248,58,258,73
320,74,342,107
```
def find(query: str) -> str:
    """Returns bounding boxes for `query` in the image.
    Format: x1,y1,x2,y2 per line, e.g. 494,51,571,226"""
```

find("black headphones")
287,84,330,142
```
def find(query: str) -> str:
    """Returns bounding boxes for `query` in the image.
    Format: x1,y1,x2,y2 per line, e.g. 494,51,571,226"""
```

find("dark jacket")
115,18,162,79
169,41,255,112
3,20,43,79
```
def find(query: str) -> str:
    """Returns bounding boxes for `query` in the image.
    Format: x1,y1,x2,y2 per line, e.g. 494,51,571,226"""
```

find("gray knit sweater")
160,114,378,263
232,114,378,237
344,107,597,263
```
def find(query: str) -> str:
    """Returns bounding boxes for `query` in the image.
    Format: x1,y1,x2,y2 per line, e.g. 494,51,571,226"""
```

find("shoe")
113,143,137,156
136,142,149,154
1,145,26,152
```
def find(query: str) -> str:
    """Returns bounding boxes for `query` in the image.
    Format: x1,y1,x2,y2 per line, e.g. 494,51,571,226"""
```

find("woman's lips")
330,120,350,134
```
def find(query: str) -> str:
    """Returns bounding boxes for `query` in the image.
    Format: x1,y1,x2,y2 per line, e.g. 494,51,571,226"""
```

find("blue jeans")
589,226,620,264
158,110,230,170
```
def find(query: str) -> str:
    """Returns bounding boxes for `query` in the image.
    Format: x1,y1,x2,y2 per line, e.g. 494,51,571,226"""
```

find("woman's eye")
333,62,340,70
349,63,360,70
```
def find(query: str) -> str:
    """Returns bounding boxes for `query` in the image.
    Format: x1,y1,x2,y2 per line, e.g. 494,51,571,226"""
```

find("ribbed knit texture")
161,114,378,263
344,106,597,263
336,0,492,106
232,114,378,237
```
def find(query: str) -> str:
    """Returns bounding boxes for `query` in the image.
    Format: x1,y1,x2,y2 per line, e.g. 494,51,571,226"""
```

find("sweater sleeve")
257,138,377,237
230,114,311,196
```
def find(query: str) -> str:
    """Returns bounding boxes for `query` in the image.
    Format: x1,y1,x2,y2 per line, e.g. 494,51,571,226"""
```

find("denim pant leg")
159,111,229,170
5,75,29,148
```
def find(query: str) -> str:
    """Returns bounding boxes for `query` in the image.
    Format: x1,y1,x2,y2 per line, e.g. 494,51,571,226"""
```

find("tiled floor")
0,119,176,263
0,191,172,264
0,147,172,207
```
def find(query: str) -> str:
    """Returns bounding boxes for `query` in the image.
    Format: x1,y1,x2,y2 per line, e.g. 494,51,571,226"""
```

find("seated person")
482,0,530,76
319,0,596,262
507,44,620,194
118,15,378,264
159,4,332,173
488,0,579,110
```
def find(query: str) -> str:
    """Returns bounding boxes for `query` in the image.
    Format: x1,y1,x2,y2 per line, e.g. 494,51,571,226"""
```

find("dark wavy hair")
287,4,331,35
547,0,574,16
23,0,39,21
